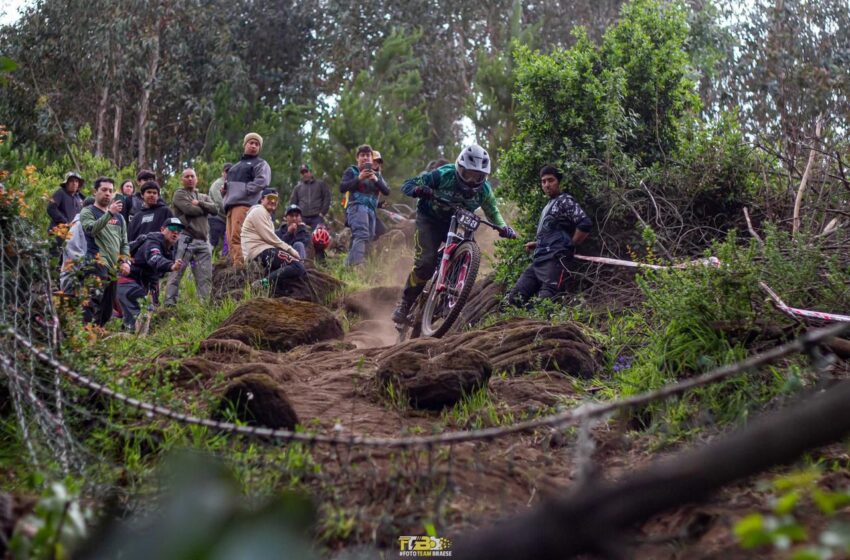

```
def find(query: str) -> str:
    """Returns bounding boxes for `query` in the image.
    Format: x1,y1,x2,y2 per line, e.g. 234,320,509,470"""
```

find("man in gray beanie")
222,132,270,266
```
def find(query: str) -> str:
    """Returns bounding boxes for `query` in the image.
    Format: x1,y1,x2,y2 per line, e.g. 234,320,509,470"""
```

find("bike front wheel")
420,242,480,338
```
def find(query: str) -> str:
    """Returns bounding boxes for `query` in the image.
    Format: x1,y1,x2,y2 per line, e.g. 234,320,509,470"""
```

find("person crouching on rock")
276,204,312,260
241,188,306,295
506,165,592,307
117,217,185,331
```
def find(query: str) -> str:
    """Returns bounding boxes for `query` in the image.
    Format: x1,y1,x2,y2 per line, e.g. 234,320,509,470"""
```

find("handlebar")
432,196,500,230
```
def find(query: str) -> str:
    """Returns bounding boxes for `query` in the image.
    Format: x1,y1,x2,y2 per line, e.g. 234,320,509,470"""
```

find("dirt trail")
173,285,785,557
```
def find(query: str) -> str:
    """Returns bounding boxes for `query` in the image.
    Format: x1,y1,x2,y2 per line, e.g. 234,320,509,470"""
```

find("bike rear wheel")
420,242,480,338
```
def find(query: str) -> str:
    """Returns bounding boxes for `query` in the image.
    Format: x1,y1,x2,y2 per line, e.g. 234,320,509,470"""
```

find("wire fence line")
4,321,847,449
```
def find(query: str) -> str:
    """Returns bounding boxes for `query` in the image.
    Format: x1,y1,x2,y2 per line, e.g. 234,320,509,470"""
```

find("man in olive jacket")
164,167,217,305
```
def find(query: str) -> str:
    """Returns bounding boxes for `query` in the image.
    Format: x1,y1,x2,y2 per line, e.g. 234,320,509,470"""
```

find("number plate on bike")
457,210,480,230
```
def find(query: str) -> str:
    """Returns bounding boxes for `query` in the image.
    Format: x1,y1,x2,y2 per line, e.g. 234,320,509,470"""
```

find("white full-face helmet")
455,144,491,193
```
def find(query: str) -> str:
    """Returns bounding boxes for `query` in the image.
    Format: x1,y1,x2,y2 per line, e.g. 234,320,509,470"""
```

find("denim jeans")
345,204,375,266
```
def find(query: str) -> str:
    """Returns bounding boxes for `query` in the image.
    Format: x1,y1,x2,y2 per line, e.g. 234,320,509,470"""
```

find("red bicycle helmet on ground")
312,225,331,250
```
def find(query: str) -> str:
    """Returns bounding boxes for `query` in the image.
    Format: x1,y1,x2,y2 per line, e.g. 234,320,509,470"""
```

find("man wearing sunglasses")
392,143,517,324
117,218,185,331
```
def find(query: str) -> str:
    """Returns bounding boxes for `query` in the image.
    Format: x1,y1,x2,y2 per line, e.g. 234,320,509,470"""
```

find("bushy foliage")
610,227,850,434
495,0,760,283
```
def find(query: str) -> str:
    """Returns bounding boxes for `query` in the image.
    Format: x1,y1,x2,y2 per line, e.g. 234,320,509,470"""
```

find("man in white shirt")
241,188,306,294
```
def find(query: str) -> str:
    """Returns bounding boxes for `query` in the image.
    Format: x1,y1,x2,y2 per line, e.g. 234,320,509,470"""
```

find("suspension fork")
436,216,463,293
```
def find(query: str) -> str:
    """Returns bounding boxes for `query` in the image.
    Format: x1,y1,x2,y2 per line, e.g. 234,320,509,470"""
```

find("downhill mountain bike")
395,198,502,341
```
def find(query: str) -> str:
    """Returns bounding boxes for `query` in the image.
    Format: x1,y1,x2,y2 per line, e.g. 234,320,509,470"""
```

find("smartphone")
364,162,373,171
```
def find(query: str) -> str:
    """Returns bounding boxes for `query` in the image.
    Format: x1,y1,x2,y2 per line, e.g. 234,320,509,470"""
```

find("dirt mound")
207,297,343,352
450,273,506,333
381,318,600,378
376,346,492,410
214,373,299,429
210,261,343,303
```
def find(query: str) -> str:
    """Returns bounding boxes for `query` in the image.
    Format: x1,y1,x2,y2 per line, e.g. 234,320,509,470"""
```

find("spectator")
59,196,95,294
132,169,157,221
224,132,270,267
129,181,174,242
372,151,389,239
117,218,185,331
276,204,311,260
118,179,143,225
79,177,130,326
506,165,592,307
241,189,305,295
208,162,231,255
289,163,330,230
339,144,389,266
47,171,85,260
163,167,216,306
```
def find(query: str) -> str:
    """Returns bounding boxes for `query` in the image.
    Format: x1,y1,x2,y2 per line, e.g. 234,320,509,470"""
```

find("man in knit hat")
223,132,271,266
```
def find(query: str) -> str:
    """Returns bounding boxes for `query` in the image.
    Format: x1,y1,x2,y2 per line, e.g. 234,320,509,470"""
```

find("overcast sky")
1,0,30,26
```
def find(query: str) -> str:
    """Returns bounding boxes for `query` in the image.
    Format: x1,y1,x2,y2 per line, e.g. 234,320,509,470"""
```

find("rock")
214,373,299,430
376,347,492,410
207,297,344,352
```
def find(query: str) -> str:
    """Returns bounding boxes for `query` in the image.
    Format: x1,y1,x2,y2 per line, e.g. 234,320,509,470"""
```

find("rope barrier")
760,282,850,323
574,254,721,270
4,321,847,449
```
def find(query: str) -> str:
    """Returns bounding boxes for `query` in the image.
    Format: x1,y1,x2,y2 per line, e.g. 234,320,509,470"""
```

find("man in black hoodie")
117,218,185,331
47,171,85,260
129,181,174,242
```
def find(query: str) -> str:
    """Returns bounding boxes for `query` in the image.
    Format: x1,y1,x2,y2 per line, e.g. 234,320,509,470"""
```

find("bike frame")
430,206,496,295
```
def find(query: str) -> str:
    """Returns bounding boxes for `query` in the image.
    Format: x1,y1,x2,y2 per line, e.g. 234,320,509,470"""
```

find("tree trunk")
94,84,110,158
112,104,122,166
136,33,161,169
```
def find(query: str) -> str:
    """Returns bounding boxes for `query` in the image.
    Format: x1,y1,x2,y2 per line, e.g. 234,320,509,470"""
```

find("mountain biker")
506,164,592,307
391,144,517,324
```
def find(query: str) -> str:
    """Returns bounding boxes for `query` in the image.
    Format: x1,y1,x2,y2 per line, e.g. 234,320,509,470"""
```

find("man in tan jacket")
241,188,306,294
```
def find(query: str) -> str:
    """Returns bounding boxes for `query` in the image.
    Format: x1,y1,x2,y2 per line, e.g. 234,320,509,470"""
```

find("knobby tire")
420,242,480,338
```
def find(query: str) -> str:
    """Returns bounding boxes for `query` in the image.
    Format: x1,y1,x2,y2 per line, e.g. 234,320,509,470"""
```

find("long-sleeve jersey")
401,164,506,227
80,205,129,269
532,192,592,262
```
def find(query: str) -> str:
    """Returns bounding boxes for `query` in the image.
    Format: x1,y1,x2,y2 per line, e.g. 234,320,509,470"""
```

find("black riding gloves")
412,186,434,199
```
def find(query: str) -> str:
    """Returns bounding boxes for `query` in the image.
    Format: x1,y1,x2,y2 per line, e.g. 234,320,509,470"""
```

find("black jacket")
47,187,84,232
129,200,174,242
121,192,145,224
533,192,592,262
128,232,177,291
276,223,311,247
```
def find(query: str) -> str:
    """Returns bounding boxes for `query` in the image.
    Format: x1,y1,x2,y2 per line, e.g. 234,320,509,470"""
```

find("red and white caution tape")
574,254,721,270
759,282,850,323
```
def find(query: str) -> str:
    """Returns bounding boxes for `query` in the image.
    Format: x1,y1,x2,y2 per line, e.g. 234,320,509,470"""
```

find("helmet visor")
459,167,487,187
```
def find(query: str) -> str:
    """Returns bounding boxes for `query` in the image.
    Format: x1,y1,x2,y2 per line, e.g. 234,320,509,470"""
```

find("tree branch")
792,115,823,235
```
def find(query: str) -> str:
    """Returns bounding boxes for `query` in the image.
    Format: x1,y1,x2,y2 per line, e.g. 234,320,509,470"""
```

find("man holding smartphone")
339,144,389,266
